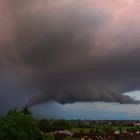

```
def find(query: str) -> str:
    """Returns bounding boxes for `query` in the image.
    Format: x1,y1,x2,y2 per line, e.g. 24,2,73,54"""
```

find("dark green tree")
21,106,31,115
102,125,114,135
119,127,123,134
52,120,72,131
38,119,51,133
0,108,42,140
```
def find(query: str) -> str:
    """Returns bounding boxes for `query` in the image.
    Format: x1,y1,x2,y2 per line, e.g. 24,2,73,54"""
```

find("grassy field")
71,127,91,133
71,126,139,133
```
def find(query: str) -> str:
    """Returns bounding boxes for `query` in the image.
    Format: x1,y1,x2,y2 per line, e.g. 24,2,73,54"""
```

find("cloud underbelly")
0,0,140,107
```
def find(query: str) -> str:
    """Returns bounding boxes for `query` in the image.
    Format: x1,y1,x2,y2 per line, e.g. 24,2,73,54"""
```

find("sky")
1,0,140,119
31,90,140,120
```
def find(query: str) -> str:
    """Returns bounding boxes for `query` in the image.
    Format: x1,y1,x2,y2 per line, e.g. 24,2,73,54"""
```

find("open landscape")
1,107,140,140
1,0,140,139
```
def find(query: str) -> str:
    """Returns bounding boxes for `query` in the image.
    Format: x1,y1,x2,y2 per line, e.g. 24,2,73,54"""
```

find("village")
1,106,140,140
52,129,140,140
41,120,140,140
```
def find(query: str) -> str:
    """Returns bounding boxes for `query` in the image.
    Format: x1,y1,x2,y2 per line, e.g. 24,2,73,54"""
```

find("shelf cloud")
0,0,140,107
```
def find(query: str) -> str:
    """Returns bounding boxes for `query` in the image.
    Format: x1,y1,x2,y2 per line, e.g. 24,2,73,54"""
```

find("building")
53,130,73,140
73,133,94,140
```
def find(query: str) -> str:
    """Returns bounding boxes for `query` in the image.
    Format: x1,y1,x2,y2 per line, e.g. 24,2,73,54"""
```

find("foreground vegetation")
0,107,42,140
0,107,140,139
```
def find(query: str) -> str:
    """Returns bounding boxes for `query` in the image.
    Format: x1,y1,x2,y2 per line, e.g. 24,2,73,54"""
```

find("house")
95,135,116,140
132,133,140,140
54,133,70,140
53,130,73,136
73,133,94,140
115,134,131,140
103,135,116,140
53,130,73,140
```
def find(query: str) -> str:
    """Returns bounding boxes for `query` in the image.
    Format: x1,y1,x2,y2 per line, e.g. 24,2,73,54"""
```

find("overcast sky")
30,90,140,120
0,0,140,119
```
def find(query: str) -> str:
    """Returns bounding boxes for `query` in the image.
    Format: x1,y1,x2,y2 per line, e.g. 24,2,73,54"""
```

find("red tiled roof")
73,133,94,139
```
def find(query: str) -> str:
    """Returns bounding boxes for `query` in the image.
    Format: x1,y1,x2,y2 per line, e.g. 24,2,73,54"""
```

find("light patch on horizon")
124,90,140,101
31,101,140,120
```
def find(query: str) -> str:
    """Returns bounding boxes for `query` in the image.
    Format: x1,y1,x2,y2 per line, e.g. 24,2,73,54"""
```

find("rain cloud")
0,0,140,108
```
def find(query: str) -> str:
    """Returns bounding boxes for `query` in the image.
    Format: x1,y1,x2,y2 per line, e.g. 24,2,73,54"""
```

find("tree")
51,120,72,131
38,119,51,133
21,106,31,115
119,127,123,134
0,108,42,140
100,125,114,135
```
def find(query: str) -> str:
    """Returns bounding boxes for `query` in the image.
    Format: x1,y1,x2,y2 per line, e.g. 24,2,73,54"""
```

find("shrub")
0,108,42,140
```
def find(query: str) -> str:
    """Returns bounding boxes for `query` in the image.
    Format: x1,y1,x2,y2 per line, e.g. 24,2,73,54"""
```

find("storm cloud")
0,0,140,108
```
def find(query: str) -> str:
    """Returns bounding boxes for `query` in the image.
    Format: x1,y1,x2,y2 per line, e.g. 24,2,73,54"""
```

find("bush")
0,108,42,140
42,133,54,140
51,119,72,131
38,119,51,133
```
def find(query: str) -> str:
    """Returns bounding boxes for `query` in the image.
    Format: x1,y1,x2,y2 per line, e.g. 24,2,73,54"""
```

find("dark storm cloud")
0,71,28,114
0,0,140,107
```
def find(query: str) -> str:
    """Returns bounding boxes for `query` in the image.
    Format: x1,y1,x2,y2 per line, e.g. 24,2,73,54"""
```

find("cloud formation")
0,0,140,107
